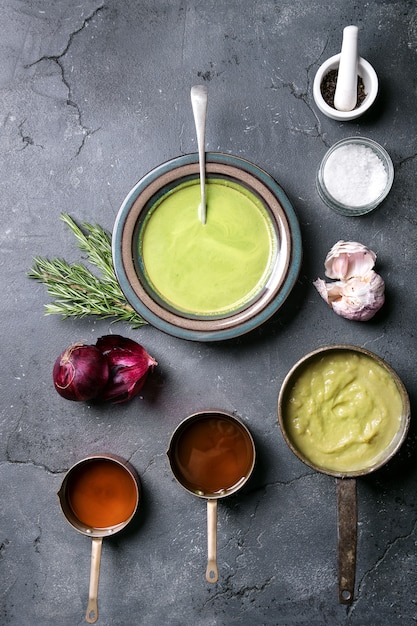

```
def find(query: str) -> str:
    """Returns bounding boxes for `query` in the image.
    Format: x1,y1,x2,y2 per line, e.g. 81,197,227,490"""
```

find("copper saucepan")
58,453,141,623
278,345,410,604
167,410,256,583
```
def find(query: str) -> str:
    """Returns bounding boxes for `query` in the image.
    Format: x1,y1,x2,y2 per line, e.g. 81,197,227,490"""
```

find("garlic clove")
324,240,377,280
313,277,344,304
314,271,385,321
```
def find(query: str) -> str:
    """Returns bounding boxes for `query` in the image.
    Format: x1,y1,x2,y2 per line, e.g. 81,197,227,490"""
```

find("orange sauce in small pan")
67,459,137,529
172,415,254,496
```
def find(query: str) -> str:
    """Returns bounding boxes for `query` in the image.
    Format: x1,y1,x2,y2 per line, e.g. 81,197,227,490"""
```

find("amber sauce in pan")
172,415,254,496
67,459,137,528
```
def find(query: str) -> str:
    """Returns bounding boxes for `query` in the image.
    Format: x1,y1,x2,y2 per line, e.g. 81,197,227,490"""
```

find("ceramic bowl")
112,153,302,341
316,137,394,216
313,54,378,121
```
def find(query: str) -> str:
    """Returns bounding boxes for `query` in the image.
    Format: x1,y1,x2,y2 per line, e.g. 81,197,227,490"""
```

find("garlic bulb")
314,241,385,321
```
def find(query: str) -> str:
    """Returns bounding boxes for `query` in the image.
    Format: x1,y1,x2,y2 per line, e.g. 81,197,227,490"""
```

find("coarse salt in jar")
316,137,394,216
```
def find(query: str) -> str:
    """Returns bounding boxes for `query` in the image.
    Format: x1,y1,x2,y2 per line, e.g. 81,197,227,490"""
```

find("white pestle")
334,26,359,112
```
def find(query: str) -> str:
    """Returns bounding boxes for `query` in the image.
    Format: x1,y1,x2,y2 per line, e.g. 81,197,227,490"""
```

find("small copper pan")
167,410,256,583
58,453,141,623
278,345,410,604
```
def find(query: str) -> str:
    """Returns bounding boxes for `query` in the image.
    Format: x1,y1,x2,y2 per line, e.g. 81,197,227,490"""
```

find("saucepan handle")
206,499,219,583
336,477,357,604
86,536,103,623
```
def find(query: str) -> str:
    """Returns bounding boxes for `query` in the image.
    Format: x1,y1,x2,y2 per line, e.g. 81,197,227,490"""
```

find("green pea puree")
283,351,404,473
140,178,277,316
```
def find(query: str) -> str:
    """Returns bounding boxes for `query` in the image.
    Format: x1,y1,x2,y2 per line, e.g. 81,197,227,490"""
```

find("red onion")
53,343,109,401
95,335,157,404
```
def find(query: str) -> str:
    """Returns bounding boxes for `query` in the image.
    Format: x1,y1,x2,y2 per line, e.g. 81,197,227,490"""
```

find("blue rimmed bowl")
112,153,302,341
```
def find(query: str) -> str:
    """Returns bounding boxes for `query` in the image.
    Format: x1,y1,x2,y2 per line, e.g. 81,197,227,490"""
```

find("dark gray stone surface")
1,1,417,624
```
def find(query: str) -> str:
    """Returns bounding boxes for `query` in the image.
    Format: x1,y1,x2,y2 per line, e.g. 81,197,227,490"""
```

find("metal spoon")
191,85,208,225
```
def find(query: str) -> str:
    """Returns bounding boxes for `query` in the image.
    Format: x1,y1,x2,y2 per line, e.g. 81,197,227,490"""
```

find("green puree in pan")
140,179,277,316
283,351,404,473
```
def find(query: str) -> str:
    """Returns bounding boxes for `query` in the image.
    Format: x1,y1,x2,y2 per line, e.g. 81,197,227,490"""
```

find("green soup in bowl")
113,153,302,341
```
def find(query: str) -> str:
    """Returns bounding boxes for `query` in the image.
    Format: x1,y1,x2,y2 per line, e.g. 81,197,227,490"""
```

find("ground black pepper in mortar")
321,69,366,109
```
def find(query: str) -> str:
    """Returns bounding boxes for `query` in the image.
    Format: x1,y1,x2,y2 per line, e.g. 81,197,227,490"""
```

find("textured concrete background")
1,1,417,625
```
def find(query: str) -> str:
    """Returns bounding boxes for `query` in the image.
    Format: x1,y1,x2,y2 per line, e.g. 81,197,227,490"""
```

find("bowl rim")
112,152,302,341
277,344,411,478
316,136,394,216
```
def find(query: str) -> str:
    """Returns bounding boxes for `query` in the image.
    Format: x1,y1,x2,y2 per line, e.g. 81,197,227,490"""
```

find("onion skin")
53,343,109,401
95,335,158,404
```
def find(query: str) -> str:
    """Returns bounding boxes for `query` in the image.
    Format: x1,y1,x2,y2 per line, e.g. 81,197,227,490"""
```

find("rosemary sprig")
28,213,147,329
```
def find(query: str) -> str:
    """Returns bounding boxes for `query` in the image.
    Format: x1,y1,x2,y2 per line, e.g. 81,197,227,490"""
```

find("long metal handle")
206,499,219,583
85,536,103,623
336,477,357,604
191,84,208,225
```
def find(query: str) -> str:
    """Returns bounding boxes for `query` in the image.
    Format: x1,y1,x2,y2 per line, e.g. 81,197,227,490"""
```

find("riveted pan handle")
336,478,357,604
206,499,219,583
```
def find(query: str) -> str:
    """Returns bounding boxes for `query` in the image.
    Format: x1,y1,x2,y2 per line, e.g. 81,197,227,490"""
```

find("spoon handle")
206,499,219,583
191,85,208,225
